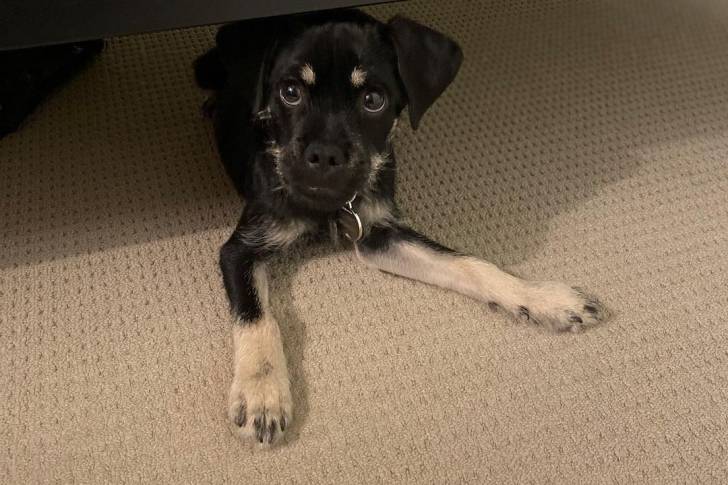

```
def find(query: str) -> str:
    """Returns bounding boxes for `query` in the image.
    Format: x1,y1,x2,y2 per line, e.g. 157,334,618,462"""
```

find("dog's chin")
288,184,356,213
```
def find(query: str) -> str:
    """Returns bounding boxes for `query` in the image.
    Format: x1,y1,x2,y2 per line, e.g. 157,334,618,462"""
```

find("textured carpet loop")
2,0,728,483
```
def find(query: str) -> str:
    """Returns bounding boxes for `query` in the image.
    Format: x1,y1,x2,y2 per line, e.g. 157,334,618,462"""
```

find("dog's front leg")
220,210,307,444
356,224,606,332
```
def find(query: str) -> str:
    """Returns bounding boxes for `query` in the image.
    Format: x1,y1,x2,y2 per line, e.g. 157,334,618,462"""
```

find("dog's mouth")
300,184,340,197
288,182,357,212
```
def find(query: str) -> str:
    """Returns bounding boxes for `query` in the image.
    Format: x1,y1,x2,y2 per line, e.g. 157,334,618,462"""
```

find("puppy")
194,9,606,445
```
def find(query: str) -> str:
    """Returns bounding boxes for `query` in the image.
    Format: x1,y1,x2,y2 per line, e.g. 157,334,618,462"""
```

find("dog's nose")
304,143,346,169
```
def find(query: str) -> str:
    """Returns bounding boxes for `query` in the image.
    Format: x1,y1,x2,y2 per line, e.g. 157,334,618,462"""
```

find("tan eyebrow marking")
351,66,367,87
300,63,316,85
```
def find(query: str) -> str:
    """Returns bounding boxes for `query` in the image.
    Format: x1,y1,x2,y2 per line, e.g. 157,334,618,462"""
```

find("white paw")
510,282,606,332
228,361,293,445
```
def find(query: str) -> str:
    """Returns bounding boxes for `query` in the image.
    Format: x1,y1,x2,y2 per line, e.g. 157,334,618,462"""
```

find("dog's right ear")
388,16,463,130
193,46,227,91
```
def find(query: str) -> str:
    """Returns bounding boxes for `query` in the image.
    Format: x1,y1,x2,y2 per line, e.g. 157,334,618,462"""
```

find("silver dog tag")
337,196,363,242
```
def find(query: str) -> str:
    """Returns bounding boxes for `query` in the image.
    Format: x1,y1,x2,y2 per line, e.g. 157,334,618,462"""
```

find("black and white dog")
194,9,605,445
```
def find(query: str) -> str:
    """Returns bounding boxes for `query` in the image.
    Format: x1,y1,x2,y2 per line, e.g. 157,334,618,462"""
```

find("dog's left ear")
388,16,463,130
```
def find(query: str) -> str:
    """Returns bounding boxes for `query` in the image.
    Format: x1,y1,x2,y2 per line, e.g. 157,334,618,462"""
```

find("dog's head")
210,11,462,212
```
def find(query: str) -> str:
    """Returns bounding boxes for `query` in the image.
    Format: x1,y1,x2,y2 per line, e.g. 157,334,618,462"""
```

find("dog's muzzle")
288,142,360,211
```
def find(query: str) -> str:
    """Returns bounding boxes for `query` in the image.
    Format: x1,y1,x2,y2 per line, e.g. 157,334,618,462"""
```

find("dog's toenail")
234,404,247,427
518,306,530,320
268,420,277,442
254,417,263,442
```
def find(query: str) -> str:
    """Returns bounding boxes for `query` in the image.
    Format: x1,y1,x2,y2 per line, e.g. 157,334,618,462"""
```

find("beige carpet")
2,0,728,482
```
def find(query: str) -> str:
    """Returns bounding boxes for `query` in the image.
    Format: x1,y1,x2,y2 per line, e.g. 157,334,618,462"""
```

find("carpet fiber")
2,0,728,482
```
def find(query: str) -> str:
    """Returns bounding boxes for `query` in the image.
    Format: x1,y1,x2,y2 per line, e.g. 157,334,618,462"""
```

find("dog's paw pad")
518,283,607,332
228,371,292,446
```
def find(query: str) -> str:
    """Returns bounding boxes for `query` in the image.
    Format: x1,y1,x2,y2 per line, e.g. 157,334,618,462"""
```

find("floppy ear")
388,16,463,130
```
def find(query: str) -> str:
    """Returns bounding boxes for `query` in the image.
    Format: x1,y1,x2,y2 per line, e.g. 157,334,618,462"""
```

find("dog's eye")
362,90,386,113
280,82,302,106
